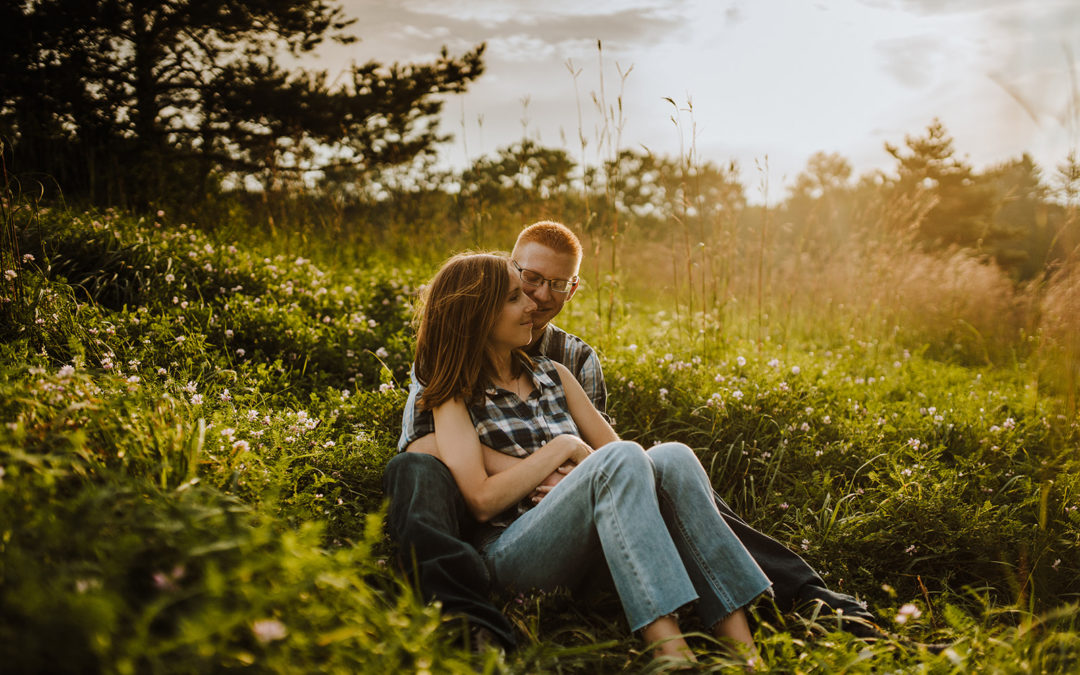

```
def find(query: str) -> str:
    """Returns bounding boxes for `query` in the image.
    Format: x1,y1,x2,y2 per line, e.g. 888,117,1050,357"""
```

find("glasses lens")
550,279,572,292
519,267,544,287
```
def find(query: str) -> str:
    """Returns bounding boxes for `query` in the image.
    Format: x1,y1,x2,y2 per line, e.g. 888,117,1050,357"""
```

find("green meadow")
3,6,1079,667
2,154,1079,672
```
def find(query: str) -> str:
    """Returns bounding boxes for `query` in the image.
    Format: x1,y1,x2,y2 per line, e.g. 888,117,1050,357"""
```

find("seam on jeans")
658,486,738,615
594,459,661,628
653,449,771,624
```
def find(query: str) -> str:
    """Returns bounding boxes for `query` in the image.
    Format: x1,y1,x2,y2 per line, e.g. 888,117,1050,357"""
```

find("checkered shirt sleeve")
531,324,609,420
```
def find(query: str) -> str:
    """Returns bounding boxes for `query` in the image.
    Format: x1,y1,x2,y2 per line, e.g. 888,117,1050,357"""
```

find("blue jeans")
383,450,881,649
480,441,773,632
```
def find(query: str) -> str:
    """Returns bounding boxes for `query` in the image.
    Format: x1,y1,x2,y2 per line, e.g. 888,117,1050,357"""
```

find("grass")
2,200,1080,672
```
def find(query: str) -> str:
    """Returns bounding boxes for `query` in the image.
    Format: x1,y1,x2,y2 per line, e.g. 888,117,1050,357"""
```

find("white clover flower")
767,358,780,368
894,603,922,624
165,273,175,283
251,619,288,644
190,393,203,405
791,365,801,375
220,389,232,402
379,383,395,394
736,356,747,367
375,347,389,359
22,253,35,263
57,365,75,378
731,389,744,400
232,439,250,453
4,270,16,280
247,409,259,421
323,440,336,448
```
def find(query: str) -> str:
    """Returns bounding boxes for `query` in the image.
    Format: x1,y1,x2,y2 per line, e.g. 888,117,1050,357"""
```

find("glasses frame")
511,259,578,295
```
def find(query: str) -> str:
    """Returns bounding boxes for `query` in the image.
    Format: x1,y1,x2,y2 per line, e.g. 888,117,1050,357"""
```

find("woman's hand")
549,433,593,465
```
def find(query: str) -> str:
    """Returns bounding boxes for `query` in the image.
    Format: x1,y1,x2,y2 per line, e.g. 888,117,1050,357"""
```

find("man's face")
511,241,579,342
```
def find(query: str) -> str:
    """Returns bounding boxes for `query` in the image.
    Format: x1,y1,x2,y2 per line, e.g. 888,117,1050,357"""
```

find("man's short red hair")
512,221,583,264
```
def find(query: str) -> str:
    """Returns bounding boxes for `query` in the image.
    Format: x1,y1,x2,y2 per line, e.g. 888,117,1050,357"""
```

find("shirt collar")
483,355,556,396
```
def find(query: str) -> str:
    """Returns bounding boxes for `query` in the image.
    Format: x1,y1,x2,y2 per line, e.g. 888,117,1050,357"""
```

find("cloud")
875,34,947,89
364,0,688,53
398,0,683,24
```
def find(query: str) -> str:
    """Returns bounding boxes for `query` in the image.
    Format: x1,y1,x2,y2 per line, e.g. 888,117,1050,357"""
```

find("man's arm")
576,349,610,420
409,435,569,499
483,445,570,504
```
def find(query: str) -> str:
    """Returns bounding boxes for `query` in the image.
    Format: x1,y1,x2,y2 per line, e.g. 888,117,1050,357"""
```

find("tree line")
1,0,484,206
3,1,1077,282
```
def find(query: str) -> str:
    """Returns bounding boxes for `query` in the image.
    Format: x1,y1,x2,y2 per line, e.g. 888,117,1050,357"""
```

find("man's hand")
529,462,574,504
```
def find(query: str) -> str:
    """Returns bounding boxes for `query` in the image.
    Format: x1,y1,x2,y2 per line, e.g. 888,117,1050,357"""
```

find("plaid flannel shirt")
397,323,607,452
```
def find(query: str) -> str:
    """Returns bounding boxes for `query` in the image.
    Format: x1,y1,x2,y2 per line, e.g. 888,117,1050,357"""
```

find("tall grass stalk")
584,40,633,337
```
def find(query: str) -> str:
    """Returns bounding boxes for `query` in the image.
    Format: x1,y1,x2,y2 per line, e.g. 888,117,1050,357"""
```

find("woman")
410,252,771,665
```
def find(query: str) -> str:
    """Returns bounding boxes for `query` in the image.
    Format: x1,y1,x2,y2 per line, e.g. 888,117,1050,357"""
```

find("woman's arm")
554,361,620,449
433,397,592,522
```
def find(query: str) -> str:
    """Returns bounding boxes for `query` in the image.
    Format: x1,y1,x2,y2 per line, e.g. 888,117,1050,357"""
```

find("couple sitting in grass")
383,221,885,665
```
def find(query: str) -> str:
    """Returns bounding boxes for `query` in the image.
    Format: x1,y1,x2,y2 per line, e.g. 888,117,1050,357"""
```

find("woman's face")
489,261,538,351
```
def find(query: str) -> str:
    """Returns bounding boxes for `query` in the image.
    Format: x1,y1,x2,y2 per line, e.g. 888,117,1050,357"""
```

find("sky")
307,0,1078,192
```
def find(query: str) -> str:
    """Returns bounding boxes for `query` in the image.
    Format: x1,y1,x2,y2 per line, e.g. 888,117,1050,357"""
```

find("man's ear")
566,280,580,301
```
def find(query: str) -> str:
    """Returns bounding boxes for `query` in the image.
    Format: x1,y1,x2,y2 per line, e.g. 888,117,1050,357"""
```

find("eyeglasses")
512,260,578,294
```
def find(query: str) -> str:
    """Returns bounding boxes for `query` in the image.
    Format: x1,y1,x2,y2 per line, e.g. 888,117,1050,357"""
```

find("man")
383,220,882,652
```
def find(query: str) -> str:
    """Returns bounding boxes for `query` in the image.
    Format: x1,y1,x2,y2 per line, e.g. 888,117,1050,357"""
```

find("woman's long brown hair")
414,252,528,410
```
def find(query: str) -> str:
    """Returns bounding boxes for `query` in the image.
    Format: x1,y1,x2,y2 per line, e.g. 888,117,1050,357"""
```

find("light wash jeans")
480,441,772,632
